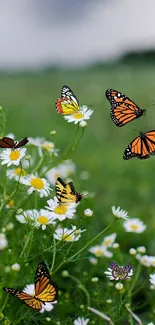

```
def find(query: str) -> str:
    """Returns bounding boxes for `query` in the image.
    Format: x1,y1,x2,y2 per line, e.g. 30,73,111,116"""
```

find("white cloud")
0,0,154,68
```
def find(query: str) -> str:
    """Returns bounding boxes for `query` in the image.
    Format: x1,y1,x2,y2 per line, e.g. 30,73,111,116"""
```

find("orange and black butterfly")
0,137,28,149
56,177,83,204
105,89,145,127
123,130,155,160
56,85,80,115
3,262,58,310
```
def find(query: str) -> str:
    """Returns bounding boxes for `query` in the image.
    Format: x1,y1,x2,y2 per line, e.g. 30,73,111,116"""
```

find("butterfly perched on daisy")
3,262,58,311
105,89,145,127
0,136,28,149
55,177,83,204
105,262,133,280
123,130,155,160
55,86,93,125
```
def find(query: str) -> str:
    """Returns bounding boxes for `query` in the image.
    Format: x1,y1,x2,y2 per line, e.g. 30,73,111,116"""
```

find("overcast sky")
0,0,155,69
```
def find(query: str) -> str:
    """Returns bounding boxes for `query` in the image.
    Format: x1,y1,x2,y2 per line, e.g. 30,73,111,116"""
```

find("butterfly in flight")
0,137,28,149
3,262,58,310
55,177,83,204
123,130,155,160
105,89,145,127
56,85,80,115
110,262,132,280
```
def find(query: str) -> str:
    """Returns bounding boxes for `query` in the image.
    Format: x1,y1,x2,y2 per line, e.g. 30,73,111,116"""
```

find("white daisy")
7,167,27,181
149,273,155,286
22,174,51,197
46,160,75,185
84,209,93,217
89,245,113,258
102,233,117,249
54,225,85,242
74,317,89,325
123,218,146,233
137,246,146,254
150,256,155,267
40,141,59,157
23,284,57,313
27,137,44,147
0,148,26,167
140,255,152,267
16,209,56,230
0,233,8,250
63,106,93,125
112,206,129,220
105,262,133,280
46,197,77,221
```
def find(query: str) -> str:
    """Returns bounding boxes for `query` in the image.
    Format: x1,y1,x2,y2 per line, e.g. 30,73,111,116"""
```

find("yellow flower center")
104,239,112,247
9,150,20,161
62,234,73,241
37,215,48,225
54,205,67,215
96,249,103,256
8,199,15,207
14,167,27,176
131,224,138,230
73,113,84,119
30,178,44,189
41,143,54,151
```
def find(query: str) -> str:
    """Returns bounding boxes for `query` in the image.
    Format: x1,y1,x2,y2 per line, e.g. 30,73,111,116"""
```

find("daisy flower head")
0,233,8,250
46,160,75,185
140,255,152,267
16,209,56,230
39,141,59,157
150,256,155,267
149,273,155,286
112,206,129,220
102,233,117,249
123,218,146,233
54,225,85,242
22,174,51,197
0,147,26,167
74,317,89,325
89,245,113,258
23,284,57,313
7,167,27,182
46,197,77,221
105,262,133,280
63,105,93,125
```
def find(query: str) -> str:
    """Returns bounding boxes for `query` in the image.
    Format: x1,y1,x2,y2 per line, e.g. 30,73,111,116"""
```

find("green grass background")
1,62,155,324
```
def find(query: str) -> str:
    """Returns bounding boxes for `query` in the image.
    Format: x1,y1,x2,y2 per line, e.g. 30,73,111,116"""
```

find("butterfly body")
0,137,28,149
56,85,80,115
3,262,58,310
123,130,155,160
56,177,83,204
106,89,145,127
111,262,132,280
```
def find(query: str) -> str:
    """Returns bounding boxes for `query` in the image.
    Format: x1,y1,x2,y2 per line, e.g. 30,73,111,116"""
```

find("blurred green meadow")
1,62,155,324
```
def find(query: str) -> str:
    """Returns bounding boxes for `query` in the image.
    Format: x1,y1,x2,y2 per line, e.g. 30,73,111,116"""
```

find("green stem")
31,155,45,175
128,263,141,298
50,235,56,273
19,227,34,259
13,309,30,325
68,274,90,306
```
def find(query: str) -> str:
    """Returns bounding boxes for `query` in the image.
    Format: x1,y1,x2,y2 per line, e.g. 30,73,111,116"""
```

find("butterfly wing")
35,262,58,303
106,89,145,127
0,137,15,148
3,287,42,310
123,130,155,160
56,177,82,203
14,137,29,149
56,85,80,115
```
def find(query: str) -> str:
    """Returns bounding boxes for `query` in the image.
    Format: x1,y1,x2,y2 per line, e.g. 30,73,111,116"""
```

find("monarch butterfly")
3,262,58,310
105,89,145,127
55,177,83,204
56,85,80,115
110,262,132,280
0,137,28,149
123,130,155,160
